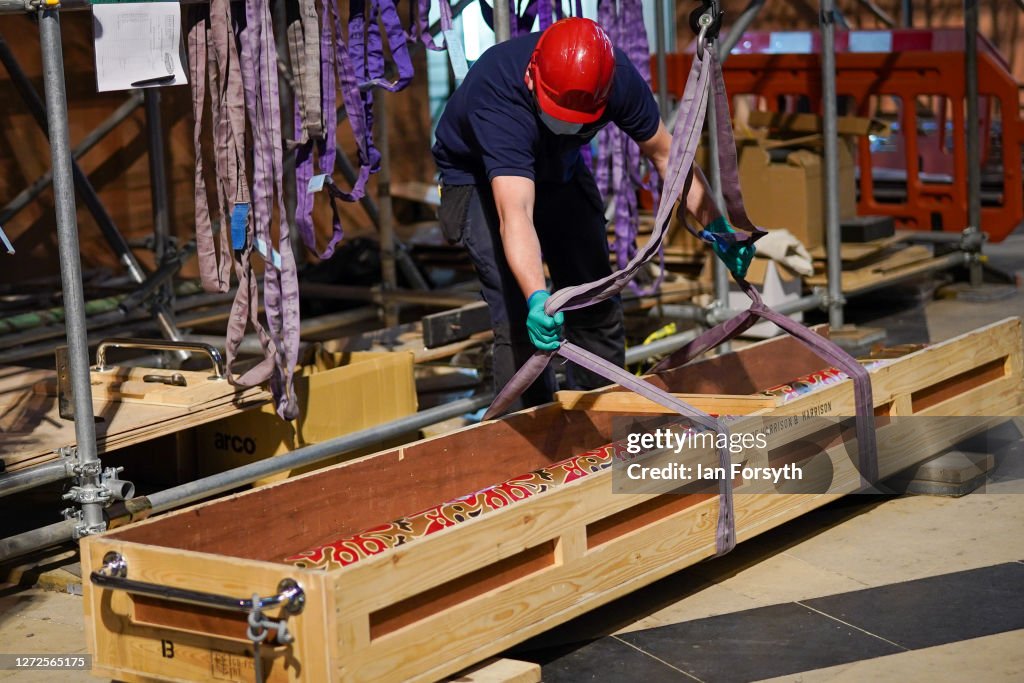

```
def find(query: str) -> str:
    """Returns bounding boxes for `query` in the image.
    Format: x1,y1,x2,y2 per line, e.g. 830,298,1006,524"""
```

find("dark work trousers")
438,169,625,413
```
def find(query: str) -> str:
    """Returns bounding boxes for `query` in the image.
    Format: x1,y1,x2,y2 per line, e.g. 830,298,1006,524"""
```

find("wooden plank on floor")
450,658,541,683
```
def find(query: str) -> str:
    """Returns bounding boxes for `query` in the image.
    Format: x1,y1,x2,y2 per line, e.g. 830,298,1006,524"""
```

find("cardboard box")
738,137,856,250
736,111,888,250
193,349,417,484
701,257,804,339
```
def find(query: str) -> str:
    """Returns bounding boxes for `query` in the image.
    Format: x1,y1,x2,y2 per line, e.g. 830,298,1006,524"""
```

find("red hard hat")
528,18,616,125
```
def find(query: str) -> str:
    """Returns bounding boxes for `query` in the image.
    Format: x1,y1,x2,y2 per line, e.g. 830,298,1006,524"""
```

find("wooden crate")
81,318,1024,683
0,365,268,475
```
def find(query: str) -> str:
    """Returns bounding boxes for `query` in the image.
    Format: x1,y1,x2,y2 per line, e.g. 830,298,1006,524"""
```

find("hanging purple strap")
189,0,288,419
412,0,455,49
293,0,349,260
351,0,415,92
485,51,736,556
648,51,878,485
649,279,879,486
238,0,301,420
485,44,880,556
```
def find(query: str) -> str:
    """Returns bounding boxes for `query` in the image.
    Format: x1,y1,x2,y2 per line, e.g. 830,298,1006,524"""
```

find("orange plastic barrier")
657,30,1023,242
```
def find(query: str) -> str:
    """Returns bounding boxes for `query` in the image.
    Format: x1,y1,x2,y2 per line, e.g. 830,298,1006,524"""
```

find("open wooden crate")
81,318,1024,683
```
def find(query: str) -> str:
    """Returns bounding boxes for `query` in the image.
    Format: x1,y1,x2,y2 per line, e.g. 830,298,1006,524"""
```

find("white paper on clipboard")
92,2,187,92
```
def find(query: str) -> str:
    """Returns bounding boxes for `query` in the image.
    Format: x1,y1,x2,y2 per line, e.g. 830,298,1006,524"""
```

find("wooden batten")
80,318,1024,683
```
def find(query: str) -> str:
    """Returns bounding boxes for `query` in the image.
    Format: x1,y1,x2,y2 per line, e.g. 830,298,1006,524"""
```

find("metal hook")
690,0,724,59
696,13,713,59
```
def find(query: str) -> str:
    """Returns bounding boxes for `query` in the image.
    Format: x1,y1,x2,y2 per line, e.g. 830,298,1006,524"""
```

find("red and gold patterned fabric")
284,351,914,571
283,443,628,570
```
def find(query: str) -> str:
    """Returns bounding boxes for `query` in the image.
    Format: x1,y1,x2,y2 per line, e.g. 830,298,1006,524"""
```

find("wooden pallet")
80,318,1024,683
805,239,950,293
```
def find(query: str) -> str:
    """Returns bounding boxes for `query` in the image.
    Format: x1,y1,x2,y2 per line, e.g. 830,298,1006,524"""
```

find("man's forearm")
500,215,547,300
684,165,723,228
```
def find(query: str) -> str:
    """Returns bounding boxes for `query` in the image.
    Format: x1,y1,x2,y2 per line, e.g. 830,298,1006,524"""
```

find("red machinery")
657,29,1023,242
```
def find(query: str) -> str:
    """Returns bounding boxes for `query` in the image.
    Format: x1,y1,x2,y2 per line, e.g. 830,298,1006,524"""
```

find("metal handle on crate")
94,338,226,379
90,551,305,616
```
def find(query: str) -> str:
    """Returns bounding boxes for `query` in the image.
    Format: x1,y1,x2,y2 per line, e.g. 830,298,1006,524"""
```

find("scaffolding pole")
719,0,767,57
38,6,105,539
964,0,984,287
820,0,845,330
654,0,669,120
902,0,914,27
143,88,178,347
493,0,511,43
0,89,143,225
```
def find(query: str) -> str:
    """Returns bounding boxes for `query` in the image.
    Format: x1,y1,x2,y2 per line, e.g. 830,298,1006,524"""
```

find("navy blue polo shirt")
432,32,660,186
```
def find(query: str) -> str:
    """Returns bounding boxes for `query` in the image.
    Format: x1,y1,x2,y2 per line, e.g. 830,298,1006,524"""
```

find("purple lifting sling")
189,0,301,420
593,0,663,295
192,0,419,418
484,49,879,556
292,0,416,260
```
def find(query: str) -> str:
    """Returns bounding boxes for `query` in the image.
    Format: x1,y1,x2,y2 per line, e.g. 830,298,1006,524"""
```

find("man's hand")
701,216,756,279
526,290,564,351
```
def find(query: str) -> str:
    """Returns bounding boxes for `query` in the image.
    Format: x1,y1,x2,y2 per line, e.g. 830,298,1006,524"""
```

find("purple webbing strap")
647,49,878,486
293,0,345,260
481,0,540,36
189,0,282,413
539,0,582,30
239,0,300,420
649,280,878,486
355,0,415,92
413,0,447,50
337,0,378,193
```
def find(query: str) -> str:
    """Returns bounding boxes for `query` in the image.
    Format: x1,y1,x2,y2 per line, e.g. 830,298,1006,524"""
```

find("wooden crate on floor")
0,365,268,475
81,318,1024,683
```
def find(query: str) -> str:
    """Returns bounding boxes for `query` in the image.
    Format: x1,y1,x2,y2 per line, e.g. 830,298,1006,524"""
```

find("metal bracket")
811,286,835,309
62,507,107,540
816,287,847,310
56,345,74,420
959,227,987,254
689,0,724,37
690,0,724,58
62,484,111,506
71,459,102,478
704,298,731,326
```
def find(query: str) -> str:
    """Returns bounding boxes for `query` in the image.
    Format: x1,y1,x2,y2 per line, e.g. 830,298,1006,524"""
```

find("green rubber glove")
700,216,756,279
526,290,564,351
